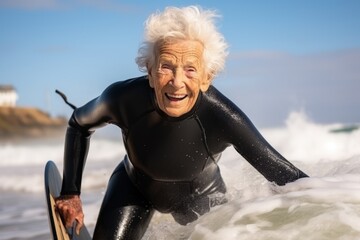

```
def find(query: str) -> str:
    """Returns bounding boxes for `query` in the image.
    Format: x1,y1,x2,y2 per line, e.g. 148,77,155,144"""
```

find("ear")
147,63,154,88
200,74,213,92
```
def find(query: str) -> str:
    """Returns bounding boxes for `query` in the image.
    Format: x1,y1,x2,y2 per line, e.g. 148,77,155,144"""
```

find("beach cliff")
0,106,67,140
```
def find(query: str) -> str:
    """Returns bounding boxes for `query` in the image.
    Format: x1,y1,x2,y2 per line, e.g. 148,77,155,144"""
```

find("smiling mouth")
165,93,187,101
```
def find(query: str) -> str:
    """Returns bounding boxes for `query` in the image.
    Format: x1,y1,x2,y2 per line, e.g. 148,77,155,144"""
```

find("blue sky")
1,0,359,127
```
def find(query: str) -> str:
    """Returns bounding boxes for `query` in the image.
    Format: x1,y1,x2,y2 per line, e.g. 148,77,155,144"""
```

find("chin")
165,111,183,117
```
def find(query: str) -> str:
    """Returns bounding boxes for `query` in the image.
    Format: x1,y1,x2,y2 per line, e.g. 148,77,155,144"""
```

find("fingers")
57,201,76,227
55,195,84,234
64,206,78,228
75,216,84,235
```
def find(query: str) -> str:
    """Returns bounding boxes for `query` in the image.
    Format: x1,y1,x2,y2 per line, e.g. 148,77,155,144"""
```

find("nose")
171,68,185,88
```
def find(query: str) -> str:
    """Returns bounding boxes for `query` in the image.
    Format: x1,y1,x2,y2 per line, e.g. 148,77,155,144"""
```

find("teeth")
167,93,186,99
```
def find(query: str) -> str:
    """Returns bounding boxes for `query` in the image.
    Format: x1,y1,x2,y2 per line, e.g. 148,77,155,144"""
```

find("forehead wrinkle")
156,40,204,66
158,50,202,68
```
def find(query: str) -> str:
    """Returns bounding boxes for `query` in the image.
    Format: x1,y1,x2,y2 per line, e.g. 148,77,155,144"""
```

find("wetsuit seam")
193,114,217,170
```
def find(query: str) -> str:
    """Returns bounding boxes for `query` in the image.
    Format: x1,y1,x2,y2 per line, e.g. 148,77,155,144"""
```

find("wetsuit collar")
150,89,203,121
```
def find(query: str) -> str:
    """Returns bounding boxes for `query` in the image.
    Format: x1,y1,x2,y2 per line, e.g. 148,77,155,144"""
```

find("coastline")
0,106,67,143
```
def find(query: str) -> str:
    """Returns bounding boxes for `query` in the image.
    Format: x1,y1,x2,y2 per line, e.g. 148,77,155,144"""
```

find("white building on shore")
0,85,18,107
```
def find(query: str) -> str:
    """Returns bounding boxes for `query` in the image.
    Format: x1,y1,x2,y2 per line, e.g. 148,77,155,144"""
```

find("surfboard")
44,160,91,240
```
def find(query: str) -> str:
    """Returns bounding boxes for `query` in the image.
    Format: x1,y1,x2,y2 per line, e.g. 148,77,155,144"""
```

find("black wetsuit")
60,76,308,239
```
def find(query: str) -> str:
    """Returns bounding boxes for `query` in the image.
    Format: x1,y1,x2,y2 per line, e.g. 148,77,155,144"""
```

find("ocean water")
1,111,360,240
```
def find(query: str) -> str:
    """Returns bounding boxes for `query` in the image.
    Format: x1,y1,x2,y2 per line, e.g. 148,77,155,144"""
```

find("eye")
159,63,173,74
185,65,196,72
185,66,197,77
159,63,167,68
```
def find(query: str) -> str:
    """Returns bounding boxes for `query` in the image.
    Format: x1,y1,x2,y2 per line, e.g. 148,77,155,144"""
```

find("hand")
55,195,84,235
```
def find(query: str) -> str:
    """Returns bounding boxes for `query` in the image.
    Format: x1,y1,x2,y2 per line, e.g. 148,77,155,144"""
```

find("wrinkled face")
147,40,211,117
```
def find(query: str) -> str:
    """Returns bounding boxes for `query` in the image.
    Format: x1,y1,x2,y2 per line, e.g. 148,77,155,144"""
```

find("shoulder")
99,76,154,128
202,85,239,113
72,76,152,130
200,85,250,125
102,76,150,100
199,86,263,147
98,76,151,108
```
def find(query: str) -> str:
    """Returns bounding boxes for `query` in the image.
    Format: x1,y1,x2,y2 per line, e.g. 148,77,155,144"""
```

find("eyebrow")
158,54,200,67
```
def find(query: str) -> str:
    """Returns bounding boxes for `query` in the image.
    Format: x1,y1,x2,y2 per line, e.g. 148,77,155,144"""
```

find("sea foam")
1,111,360,239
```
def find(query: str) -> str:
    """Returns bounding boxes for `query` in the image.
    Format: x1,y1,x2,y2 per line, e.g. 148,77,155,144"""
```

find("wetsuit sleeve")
60,86,118,195
205,87,308,186
60,117,92,195
230,113,308,185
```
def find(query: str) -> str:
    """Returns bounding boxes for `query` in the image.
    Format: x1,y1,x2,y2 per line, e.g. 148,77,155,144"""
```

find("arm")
56,87,116,232
59,76,151,195
205,87,308,185
55,113,93,233
61,116,93,195
231,115,308,185
60,81,122,194
55,77,157,232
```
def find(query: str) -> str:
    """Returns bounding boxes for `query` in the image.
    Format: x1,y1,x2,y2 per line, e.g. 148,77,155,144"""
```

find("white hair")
135,6,228,78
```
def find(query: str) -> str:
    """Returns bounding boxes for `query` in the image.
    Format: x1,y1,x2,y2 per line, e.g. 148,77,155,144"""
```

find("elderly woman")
56,6,308,240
